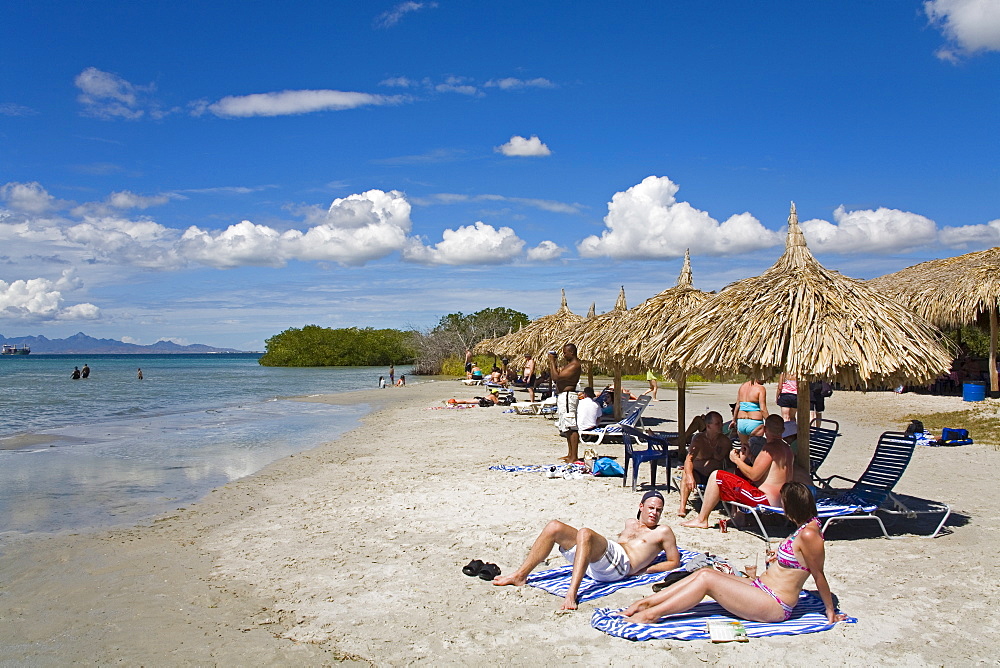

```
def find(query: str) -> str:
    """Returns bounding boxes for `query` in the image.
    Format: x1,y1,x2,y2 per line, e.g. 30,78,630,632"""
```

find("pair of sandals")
463,559,501,581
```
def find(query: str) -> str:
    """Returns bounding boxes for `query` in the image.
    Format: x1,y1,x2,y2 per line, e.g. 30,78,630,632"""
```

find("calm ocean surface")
0,354,411,539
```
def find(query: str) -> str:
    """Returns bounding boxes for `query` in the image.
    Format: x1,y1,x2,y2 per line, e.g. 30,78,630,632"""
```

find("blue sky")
1,1,998,350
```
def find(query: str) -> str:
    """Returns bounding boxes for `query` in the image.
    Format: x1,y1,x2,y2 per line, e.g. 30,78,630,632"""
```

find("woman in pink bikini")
621,482,846,625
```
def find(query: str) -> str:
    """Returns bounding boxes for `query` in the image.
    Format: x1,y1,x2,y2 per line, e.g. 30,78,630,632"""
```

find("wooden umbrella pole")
613,368,623,421
990,306,998,395
676,374,687,458
796,381,811,470
588,363,594,391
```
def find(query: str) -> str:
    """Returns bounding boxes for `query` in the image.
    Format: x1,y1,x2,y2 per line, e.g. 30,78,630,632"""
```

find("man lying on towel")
493,491,681,610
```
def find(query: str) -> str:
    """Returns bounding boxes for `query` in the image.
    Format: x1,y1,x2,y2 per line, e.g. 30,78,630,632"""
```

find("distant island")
0,332,246,354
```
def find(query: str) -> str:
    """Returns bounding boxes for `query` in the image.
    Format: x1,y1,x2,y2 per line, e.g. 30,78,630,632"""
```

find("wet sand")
1,380,997,665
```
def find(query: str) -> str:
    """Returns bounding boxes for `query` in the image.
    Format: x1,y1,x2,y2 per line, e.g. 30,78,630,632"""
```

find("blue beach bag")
592,457,624,477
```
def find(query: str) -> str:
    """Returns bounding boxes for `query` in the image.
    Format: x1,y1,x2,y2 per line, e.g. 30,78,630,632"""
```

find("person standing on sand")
137,368,143,380
642,370,659,400
522,354,537,401
732,377,768,448
389,364,395,386
81,364,90,379
464,349,473,378
493,491,681,611
548,343,582,463
681,415,793,529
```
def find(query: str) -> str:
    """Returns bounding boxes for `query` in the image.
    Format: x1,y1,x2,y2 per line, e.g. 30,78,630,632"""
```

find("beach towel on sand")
591,590,856,641
526,548,701,602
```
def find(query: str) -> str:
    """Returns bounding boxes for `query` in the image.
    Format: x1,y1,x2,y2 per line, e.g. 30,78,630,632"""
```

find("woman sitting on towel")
621,482,846,625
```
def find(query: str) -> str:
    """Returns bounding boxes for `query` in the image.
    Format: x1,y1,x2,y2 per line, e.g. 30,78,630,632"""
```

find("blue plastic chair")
619,424,672,493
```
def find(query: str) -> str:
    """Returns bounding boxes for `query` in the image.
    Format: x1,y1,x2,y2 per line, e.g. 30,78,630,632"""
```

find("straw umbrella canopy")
474,289,584,361
868,247,1000,395
575,287,631,418
659,203,954,466
616,250,713,447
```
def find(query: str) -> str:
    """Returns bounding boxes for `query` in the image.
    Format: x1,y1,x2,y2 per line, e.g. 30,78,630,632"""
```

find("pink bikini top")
775,517,820,572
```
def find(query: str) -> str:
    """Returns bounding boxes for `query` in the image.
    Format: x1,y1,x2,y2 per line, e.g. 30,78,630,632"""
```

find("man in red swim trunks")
681,414,794,529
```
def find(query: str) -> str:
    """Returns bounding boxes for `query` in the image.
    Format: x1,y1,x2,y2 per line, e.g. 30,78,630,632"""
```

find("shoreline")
1,380,997,664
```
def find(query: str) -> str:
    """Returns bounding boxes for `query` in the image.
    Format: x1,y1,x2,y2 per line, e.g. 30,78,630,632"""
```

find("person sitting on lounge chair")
677,411,731,517
622,482,846,624
493,491,681,611
681,414,793,529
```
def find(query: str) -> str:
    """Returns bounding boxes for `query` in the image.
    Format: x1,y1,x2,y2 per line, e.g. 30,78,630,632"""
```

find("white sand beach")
1,380,998,665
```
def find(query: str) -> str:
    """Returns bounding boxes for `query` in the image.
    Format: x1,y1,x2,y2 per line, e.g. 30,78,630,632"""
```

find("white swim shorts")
560,540,632,582
556,391,579,436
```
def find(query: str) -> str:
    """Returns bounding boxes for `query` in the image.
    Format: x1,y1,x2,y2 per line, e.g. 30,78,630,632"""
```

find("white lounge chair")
579,395,652,445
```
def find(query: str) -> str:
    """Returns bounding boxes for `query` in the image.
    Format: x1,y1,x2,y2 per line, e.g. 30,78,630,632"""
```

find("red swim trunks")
715,470,768,506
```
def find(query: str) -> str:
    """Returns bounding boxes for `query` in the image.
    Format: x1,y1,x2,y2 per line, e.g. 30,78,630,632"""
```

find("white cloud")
374,1,437,28
484,77,555,90
0,103,36,116
938,218,1000,247
926,0,1000,60
0,181,58,214
434,76,481,96
379,76,416,87
403,221,525,265
201,90,401,118
496,135,552,157
418,192,583,214
0,272,100,322
577,176,780,259
107,190,174,210
799,206,939,253
74,67,156,120
178,221,283,269
526,240,566,262
282,189,413,265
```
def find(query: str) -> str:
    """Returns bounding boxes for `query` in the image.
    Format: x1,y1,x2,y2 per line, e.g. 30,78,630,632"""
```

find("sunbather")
681,414,793,529
493,490,681,611
622,482,846,625
677,411,731,517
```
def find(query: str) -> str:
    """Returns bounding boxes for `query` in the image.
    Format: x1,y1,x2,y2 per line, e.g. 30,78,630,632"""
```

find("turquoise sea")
0,354,411,539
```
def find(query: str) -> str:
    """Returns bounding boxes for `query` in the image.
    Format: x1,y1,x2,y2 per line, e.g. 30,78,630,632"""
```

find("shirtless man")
493,491,681,610
523,354,537,401
681,414,794,529
677,411,731,517
548,343,583,462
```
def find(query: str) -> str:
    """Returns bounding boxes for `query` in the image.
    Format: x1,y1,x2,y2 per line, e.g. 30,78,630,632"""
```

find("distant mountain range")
0,332,245,354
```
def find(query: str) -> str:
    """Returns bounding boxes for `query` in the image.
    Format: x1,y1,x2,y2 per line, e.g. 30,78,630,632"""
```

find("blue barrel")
963,382,986,402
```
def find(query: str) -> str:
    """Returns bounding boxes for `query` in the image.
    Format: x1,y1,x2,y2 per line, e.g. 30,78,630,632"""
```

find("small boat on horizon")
1,344,30,355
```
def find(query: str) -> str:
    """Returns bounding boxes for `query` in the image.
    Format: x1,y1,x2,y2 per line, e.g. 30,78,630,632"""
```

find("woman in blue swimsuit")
621,482,846,625
731,377,768,448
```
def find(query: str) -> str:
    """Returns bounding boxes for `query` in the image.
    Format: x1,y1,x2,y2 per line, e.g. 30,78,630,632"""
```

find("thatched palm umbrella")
576,286,631,418
660,203,954,466
868,247,1000,396
474,288,584,361
618,250,713,448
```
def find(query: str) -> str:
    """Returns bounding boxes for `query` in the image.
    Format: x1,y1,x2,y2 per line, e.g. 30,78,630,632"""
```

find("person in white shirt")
576,386,602,432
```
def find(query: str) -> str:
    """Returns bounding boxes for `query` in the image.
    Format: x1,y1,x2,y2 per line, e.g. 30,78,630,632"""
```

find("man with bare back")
548,343,582,462
493,491,681,610
681,414,794,529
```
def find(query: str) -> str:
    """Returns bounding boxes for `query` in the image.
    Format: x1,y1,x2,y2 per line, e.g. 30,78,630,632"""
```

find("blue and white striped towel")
526,548,701,602
591,590,856,640
752,496,878,518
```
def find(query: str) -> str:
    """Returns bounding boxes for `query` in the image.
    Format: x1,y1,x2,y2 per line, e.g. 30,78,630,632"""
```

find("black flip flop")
651,570,692,592
462,559,485,577
478,563,501,581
